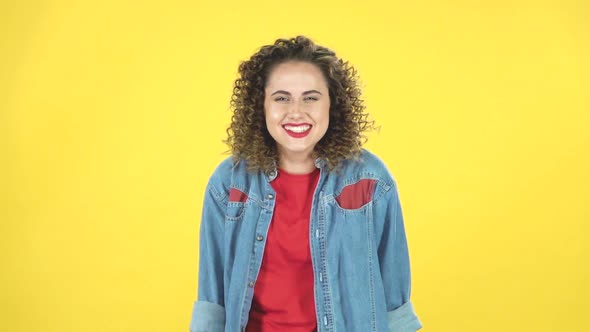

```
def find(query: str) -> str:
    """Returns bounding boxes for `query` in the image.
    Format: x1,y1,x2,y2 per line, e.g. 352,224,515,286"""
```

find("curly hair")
223,35,376,174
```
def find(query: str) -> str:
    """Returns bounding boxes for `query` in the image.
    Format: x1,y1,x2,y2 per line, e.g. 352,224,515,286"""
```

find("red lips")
283,123,312,138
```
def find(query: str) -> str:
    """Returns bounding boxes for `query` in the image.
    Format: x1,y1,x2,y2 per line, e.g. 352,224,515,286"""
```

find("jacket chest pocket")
324,190,375,252
324,198,374,252
327,196,373,226
325,178,378,230
226,187,250,222
225,202,247,222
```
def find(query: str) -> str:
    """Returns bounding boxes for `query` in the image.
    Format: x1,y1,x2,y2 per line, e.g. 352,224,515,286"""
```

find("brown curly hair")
223,35,376,173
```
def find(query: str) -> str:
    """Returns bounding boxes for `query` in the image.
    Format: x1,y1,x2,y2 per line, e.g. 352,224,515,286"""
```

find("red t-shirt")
246,167,320,332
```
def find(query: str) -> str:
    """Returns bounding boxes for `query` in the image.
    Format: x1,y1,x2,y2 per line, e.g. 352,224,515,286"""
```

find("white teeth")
284,125,311,133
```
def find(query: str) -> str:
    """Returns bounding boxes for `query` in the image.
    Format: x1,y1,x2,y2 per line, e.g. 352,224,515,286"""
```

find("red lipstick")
283,123,312,138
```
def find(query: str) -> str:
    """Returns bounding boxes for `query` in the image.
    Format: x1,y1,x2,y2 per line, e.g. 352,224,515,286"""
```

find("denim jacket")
189,148,422,332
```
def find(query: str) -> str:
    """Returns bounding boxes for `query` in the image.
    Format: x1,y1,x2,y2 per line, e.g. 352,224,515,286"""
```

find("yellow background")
1,0,588,331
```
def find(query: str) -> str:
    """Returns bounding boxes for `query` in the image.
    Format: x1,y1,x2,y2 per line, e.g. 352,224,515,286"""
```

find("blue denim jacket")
189,148,422,332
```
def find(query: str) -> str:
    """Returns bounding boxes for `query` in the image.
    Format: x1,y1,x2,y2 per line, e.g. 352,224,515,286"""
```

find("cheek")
265,106,283,123
316,104,330,124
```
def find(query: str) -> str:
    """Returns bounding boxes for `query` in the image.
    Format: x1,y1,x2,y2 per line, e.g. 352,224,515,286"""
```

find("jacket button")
267,194,274,199
248,281,254,287
256,235,263,241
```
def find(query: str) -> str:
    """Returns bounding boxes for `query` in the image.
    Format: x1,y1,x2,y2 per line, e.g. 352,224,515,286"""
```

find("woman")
189,36,422,332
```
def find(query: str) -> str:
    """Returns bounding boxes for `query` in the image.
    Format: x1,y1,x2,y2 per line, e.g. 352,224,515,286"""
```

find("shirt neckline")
277,167,320,180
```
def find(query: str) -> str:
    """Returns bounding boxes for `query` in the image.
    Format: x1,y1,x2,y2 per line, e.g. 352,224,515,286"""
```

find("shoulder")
207,154,256,194
332,148,398,203
209,155,239,180
206,155,242,195
338,148,396,185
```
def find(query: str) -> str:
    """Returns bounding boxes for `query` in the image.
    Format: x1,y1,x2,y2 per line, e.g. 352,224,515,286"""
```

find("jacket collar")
265,157,326,182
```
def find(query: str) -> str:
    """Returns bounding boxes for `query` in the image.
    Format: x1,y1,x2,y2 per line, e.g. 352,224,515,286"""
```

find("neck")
278,150,317,174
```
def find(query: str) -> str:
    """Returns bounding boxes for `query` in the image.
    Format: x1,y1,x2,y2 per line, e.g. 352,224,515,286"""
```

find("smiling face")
264,61,330,163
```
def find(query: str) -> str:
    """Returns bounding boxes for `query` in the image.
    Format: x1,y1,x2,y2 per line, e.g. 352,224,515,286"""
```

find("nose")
287,100,304,118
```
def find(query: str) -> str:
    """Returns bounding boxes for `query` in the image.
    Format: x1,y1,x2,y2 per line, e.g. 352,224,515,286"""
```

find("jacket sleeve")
189,180,226,332
374,180,423,332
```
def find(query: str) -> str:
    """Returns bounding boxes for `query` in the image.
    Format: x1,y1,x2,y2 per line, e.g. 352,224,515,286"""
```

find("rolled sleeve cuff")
387,301,423,332
189,300,226,332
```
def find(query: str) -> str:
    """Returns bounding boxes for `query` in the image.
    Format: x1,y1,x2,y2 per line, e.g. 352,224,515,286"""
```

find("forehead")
265,61,328,90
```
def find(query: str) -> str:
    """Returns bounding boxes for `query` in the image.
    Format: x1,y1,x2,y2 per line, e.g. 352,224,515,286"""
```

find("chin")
279,144,315,155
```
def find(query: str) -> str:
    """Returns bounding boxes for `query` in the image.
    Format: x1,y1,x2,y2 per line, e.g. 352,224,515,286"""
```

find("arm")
189,180,226,332
374,180,422,332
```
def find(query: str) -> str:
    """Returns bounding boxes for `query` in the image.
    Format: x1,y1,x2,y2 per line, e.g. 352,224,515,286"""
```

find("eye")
304,96,319,101
274,96,289,102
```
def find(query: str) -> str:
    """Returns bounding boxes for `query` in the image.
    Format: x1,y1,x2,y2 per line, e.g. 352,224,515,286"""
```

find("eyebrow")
270,90,323,96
